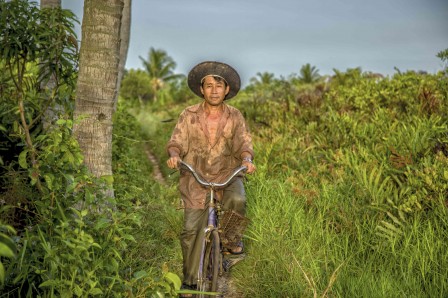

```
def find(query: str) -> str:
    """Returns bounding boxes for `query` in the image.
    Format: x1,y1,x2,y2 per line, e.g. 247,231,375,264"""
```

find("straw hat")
187,61,241,100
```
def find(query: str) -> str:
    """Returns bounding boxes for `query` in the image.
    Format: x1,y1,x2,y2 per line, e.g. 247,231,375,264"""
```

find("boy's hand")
167,156,181,169
241,160,257,174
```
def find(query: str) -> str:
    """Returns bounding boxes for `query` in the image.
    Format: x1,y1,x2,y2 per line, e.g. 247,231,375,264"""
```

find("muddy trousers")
180,178,246,286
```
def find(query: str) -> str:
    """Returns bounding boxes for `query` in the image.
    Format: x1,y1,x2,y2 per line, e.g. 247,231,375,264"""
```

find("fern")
346,152,393,205
376,211,406,242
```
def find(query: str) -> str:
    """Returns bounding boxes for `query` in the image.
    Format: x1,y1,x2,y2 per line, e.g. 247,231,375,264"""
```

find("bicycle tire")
198,229,221,295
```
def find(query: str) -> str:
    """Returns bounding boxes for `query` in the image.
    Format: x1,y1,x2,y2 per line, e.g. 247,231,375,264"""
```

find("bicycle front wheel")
198,229,221,295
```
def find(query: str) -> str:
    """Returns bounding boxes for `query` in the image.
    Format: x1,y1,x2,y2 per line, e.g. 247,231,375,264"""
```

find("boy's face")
200,76,230,106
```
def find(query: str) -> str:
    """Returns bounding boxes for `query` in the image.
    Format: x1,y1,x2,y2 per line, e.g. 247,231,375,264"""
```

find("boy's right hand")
166,156,181,169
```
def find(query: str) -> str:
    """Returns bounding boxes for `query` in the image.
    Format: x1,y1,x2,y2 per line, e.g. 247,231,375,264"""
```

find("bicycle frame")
179,161,247,294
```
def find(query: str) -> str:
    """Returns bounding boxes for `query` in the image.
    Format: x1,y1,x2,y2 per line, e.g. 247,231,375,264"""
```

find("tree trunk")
73,0,124,187
114,0,131,110
40,0,60,8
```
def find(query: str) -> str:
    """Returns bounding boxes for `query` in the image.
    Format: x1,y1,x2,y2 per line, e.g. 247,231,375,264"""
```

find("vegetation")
137,47,185,102
297,63,321,83
1,1,447,297
0,2,180,296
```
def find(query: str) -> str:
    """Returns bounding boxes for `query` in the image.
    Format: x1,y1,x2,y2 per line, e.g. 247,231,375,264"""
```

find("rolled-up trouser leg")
180,208,208,286
222,178,246,216
222,178,246,253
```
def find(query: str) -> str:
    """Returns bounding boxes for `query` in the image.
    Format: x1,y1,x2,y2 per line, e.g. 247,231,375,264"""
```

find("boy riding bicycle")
166,61,256,295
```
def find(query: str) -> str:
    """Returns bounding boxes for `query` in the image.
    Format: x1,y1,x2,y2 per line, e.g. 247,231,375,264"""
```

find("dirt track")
217,267,244,297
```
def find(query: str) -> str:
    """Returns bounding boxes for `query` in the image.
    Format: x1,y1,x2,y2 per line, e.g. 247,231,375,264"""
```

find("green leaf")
107,257,119,271
63,151,74,164
66,181,78,193
133,270,148,280
56,119,66,125
165,272,182,290
39,279,59,287
0,225,15,235
94,218,111,230
74,284,83,296
157,281,172,292
0,263,4,285
43,174,54,190
18,150,28,169
100,175,114,185
0,236,15,250
0,243,14,258
121,234,136,242
63,173,74,183
92,243,102,249
89,288,103,295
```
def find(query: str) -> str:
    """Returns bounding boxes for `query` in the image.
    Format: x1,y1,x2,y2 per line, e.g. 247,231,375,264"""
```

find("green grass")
228,167,448,297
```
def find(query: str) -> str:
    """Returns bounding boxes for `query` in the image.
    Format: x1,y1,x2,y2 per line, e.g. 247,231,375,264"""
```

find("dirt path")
144,145,166,185
145,145,243,297
217,264,244,297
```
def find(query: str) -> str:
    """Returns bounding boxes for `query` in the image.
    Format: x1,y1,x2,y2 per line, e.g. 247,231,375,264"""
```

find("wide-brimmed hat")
187,61,241,100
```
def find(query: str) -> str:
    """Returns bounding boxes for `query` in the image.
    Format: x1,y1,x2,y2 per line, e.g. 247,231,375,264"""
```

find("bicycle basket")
219,210,250,250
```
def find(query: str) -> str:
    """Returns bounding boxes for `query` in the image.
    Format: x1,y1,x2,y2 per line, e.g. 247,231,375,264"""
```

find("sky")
62,0,447,85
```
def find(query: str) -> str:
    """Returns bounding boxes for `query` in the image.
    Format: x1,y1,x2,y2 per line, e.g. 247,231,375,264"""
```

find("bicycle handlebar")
179,161,247,188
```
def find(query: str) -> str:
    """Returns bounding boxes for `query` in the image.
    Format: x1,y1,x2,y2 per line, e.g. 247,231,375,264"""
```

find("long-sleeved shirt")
166,102,254,209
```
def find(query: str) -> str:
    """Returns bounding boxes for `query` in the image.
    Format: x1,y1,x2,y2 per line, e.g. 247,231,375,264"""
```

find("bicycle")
179,161,249,297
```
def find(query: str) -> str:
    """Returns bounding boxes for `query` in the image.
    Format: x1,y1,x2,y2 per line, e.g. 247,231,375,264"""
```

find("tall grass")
232,156,448,297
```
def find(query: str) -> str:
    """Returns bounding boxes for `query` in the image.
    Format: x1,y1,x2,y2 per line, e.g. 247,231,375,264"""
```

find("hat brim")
187,61,241,100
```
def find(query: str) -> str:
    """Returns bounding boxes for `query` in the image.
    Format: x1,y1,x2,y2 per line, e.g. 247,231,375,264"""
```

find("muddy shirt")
167,102,254,209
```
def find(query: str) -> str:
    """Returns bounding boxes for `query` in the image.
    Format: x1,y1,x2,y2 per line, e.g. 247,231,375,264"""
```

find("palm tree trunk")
40,0,60,8
114,0,131,110
74,0,124,186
